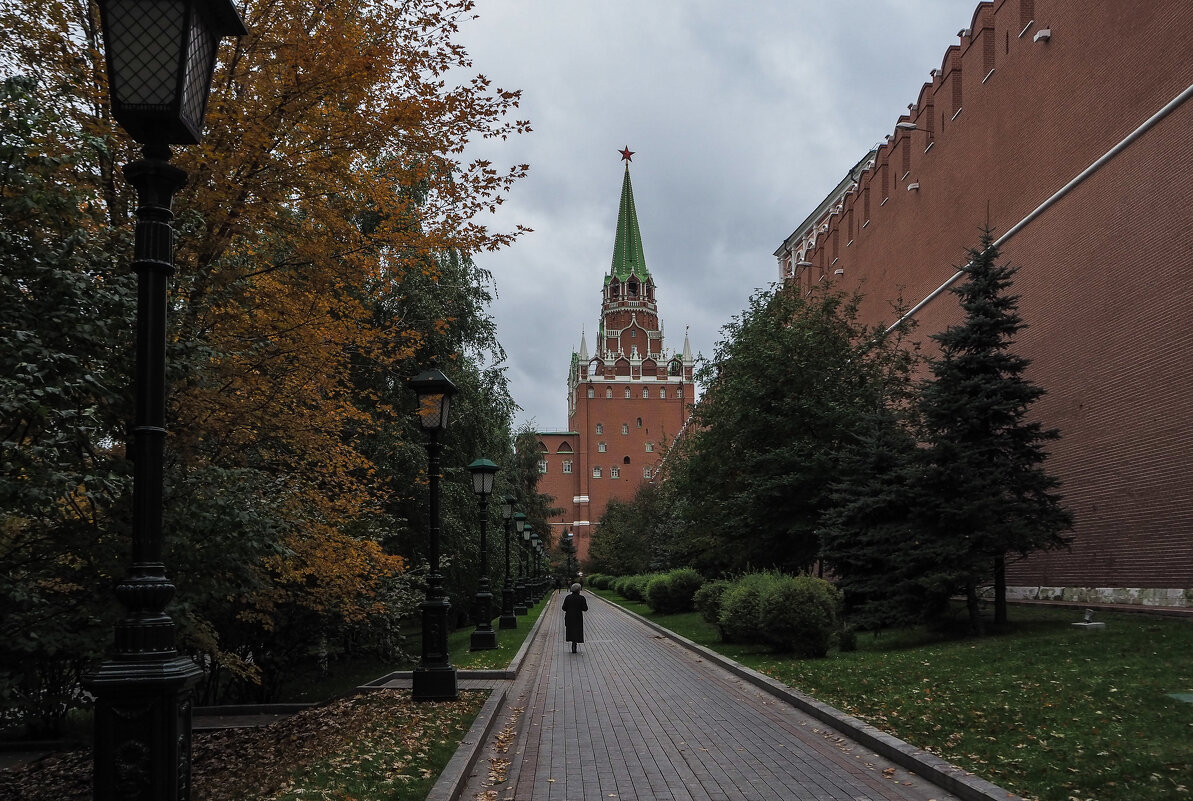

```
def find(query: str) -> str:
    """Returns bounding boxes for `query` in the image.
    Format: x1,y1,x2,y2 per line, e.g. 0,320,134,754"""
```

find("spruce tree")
819,410,940,630
916,228,1072,632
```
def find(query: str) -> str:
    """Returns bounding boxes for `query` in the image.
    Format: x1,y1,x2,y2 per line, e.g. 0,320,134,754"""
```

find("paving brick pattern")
466,593,961,801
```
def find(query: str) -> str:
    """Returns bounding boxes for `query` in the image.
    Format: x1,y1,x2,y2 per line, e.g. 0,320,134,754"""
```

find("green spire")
608,164,650,283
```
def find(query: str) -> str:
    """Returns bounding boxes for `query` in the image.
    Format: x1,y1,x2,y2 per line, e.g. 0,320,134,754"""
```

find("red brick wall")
538,385,690,565
787,0,1193,590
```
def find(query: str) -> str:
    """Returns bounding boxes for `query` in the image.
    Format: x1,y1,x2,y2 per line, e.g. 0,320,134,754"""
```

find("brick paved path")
463,593,961,801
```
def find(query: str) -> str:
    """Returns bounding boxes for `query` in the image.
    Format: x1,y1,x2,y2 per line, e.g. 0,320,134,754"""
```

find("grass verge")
448,594,550,670
0,690,487,801
258,690,485,801
594,590,1193,801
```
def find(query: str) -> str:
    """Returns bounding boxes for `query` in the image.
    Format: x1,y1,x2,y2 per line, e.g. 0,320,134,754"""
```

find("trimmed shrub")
693,580,731,626
667,568,704,612
758,575,842,657
629,573,659,602
645,568,704,614
718,572,782,644
644,574,671,612
585,573,610,589
613,573,657,602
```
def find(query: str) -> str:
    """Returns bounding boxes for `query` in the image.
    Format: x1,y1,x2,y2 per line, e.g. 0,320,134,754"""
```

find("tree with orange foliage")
1,0,529,705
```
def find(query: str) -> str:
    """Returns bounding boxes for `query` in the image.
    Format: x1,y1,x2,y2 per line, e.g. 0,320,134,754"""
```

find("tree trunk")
994,555,1007,625
966,580,984,636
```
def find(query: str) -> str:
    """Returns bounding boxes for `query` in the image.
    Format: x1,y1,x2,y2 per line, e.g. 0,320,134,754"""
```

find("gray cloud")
457,0,976,429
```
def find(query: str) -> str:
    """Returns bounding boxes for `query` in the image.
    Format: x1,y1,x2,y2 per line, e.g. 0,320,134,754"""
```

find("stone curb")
427,594,555,801
608,598,1024,801
194,703,316,716
425,685,509,801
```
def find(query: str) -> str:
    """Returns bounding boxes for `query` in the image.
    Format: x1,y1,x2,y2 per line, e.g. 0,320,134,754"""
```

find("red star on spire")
619,146,635,163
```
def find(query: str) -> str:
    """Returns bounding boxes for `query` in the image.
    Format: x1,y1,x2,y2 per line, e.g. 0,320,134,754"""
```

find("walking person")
562,582,588,653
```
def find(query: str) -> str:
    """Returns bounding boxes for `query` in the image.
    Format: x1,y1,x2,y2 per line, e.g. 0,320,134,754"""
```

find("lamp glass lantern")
501,493,515,521
98,0,247,145
515,513,527,535
409,363,457,432
468,458,499,496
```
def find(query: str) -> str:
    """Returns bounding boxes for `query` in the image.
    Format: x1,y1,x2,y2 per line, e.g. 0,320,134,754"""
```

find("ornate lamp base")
85,656,203,801
411,666,459,702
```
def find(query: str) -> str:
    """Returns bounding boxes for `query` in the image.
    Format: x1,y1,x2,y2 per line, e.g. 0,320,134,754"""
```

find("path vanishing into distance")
456,593,997,801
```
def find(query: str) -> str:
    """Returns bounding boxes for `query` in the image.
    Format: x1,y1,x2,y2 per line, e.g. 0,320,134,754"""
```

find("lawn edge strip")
601,595,1025,801
425,686,509,801
426,593,554,801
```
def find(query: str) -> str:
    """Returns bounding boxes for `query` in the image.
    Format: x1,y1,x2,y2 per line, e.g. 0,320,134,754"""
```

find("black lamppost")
530,530,542,600
564,529,577,584
408,361,459,701
512,513,528,615
498,494,518,629
83,2,246,798
467,458,499,651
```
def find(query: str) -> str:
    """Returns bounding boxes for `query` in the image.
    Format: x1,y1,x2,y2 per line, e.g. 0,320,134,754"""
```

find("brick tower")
538,149,694,566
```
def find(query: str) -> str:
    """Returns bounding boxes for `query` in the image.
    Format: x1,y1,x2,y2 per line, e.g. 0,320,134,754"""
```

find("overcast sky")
455,0,976,431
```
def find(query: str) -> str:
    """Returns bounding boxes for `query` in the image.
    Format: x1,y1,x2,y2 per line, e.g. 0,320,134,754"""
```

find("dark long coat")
562,591,588,643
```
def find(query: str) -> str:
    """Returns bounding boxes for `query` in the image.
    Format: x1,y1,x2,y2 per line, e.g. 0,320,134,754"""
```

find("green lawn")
278,593,551,701
449,594,550,670
595,590,1193,801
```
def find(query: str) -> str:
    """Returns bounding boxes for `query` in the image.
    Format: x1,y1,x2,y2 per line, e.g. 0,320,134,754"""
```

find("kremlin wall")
774,0,1193,606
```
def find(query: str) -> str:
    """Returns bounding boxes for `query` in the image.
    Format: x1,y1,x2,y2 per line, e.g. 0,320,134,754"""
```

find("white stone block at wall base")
1007,586,1193,608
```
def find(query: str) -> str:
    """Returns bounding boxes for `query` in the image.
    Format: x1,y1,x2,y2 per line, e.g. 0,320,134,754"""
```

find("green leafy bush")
645,568,704,614
758,575,842,657
693,579,731,626
584,573,609,589
626,574,661,602
718,573,782,643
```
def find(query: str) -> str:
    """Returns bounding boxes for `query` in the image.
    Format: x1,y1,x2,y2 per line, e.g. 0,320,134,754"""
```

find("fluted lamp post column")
499,494,518,629
408,361,459,702
467,459,499,650
564,529,577,585
83,2,246,799
530,530,542,601
512,513,528,615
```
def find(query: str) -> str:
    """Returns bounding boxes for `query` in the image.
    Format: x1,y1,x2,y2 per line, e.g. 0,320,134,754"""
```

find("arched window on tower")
628,281,638,297
636,417,642,428
587,387,594,398
624,387,631,399
605,387,612,398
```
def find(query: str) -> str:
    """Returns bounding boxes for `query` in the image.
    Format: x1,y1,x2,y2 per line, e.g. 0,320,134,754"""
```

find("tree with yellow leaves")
1,0,529,709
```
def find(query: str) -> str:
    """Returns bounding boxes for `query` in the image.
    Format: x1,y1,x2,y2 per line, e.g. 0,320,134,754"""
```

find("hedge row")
590,570,842,657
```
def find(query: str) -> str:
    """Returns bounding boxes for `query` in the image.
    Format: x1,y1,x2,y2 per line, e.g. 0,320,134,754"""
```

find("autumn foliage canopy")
1,0,530,720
